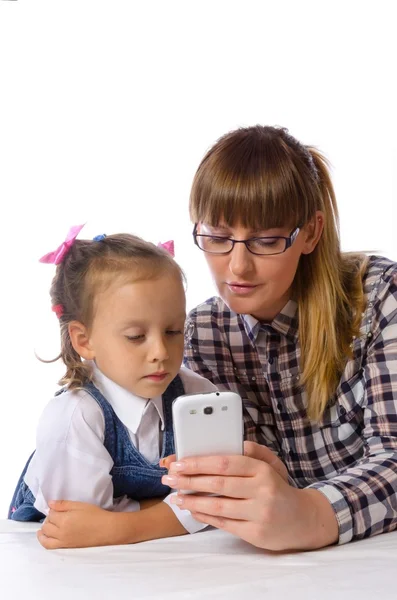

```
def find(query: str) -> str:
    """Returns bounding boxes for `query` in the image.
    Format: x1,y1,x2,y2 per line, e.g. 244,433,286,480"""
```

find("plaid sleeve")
309,266,397,544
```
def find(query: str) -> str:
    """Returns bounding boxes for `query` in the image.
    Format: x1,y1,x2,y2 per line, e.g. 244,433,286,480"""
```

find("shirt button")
289,450,295,458
339,406,346,416
268,357,274,364
277,402,283,411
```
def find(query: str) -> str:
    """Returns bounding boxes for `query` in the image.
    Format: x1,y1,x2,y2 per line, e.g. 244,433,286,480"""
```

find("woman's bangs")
191,164,310,231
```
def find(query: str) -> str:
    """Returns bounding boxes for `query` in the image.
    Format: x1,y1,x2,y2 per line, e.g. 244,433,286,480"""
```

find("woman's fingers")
167,446,286,480
171,493,254,521
191,512,264,548
162,472,261,498
164,449,286,497
159,454,176,469
167,453,266,477
244,442,288,482
191,511,251,535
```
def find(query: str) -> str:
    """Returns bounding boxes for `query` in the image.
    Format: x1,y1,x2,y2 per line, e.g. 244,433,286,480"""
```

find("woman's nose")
228,242,254,277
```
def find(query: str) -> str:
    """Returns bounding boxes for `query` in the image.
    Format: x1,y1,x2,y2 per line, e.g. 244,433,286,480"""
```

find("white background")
0,0,396,517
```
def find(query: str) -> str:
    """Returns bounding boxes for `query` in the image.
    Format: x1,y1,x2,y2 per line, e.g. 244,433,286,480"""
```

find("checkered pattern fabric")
184,255,397,544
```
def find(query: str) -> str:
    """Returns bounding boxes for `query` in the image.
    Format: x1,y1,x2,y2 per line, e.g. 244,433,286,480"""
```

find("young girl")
37,126,397,552
9,225,215,541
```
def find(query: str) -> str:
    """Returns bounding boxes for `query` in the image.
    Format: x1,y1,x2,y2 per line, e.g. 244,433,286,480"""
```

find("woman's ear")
301,211,324,255
68,321,95,360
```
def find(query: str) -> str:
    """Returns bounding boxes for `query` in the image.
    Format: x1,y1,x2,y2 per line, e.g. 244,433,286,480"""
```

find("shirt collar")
89,361,165,433
241,299,298,344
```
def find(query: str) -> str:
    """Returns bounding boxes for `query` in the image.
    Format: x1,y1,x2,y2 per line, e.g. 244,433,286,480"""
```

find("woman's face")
197,215,323,322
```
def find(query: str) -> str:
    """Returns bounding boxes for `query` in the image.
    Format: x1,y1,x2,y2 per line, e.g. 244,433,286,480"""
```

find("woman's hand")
161,441,338,551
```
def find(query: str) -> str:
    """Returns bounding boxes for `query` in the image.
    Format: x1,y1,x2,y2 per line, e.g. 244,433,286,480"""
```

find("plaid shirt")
184,255,397,545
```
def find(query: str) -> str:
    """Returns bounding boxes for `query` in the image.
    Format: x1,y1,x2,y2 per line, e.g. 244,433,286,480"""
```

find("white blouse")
24,362,217,534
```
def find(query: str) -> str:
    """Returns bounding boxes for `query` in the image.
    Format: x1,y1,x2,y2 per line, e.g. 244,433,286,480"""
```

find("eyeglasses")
193,224,300,256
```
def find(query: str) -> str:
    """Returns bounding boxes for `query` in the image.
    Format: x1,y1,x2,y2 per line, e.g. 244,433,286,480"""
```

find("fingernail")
170,495,184,506
170,461,186,472
162,475,178,485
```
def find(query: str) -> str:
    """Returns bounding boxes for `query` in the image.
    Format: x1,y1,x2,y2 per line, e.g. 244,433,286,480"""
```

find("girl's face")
77,271,186,398
198,216,323,321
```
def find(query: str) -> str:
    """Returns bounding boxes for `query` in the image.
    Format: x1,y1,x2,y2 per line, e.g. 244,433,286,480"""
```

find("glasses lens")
247,237,287,255
196,235,233,254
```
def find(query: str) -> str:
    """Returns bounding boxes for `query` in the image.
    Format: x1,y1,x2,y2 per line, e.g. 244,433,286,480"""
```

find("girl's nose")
148,337,169,362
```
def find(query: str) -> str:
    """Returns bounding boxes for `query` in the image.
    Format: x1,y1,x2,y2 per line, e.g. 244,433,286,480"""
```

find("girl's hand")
161,441,338,551
37,496,183,550
37,501,120,549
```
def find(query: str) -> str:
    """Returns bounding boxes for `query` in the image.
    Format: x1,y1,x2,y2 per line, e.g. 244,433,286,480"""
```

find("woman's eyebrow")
209,225,281,236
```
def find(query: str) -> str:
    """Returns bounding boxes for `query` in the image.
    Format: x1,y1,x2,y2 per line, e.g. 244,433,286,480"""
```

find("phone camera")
204,406,213,415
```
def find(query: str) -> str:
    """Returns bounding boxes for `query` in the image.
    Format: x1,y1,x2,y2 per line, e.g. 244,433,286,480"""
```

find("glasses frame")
192,224,301,256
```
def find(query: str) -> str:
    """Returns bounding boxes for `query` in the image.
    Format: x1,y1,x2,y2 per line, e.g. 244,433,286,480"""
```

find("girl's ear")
301,211,324,255
68,321,95,360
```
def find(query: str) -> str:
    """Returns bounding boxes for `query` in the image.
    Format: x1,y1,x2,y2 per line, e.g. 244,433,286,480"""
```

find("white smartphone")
172,391,244,461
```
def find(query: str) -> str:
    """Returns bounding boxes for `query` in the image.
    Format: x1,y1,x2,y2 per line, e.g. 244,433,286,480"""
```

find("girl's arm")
35,371,218,548
31,393,189,548
26,391,139,515
37,498,187,549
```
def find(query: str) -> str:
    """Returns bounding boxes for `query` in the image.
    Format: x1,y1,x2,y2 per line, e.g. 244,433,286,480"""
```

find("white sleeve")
160,367,216,533
163,493,208,533
24,390,139,516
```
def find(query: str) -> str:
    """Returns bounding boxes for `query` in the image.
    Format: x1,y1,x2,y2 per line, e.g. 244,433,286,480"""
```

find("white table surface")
1,519,397,600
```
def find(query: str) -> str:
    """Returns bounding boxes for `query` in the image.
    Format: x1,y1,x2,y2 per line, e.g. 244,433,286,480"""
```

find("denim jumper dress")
9,375,184,521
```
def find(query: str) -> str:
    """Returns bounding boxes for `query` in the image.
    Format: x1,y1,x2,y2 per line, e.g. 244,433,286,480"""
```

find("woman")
37,125,397,550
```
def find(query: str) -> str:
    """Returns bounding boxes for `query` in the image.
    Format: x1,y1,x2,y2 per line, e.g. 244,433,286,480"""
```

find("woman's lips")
227,282,258,295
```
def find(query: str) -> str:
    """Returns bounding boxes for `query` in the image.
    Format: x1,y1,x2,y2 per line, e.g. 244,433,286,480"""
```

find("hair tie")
52,304,64,319
39,224,86,265
93,234,107,242
157,240,175,257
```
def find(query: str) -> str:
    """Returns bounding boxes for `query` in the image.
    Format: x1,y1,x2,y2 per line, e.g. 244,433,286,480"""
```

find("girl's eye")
125,335,145,342
166,330,183,336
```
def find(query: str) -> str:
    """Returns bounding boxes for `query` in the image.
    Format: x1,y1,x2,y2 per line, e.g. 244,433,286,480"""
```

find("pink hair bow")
157,240,175,257
39,224,86,265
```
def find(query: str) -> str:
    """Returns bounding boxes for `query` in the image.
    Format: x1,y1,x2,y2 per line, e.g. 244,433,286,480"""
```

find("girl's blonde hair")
47,233,183,390
190,125,367,421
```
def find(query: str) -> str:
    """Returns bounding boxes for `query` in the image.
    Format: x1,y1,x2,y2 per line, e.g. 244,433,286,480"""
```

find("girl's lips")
145,373,168,382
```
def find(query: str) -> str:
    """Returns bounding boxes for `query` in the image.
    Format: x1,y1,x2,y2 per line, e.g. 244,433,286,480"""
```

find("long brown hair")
190,125,367,421
46,233,183,389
